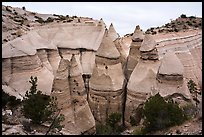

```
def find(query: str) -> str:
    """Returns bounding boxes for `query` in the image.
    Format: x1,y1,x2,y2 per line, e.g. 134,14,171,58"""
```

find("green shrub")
194,25,199,28
72,15,77,18
6,6,12,12
130,105,143,126
130,116,137,126
143,93,187,132
189,16,196,19
2,91,9,108
45,17,54,23
22,76,63,125
152,31,157,35
96,112,124,135
58,15,66,21
96,123,112,135
2,90,22,109
181,103,197,119
198,22,201,26
174,28,179,32
22,6,26,10
180,14,187,18
106,112,122,128
35,18,44,24
132,127,146,135
35,16,44,24
158,29,164,33
187,21,193,26
187,79,197,93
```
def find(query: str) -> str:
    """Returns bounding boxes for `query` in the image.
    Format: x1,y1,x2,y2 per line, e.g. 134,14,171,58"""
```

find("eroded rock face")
2,6,202,134
125,59,160,123
155,30,202,88
157,52,184,81
2,54,54,96
126,25,144,79
108,23,119,41
125,30,201,124
88,30,125,123
2,58,12,85
113,38,128,69
51,56,95,135
36,49,53,72
140,34,159,60
2,19,106,134
132,25,144,42
2,20,105,98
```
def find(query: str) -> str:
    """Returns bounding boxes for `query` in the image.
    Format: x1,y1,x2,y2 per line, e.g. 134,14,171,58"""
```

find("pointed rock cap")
96,30,120,59
108,23,119,41
56,58,69,79
139,34,156,52
158,52,184,75
132,25,144,42
70,54,82,77
98,18,105,26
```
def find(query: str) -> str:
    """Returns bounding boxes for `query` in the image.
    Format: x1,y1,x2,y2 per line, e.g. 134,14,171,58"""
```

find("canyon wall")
124,29,202,123
2,10,202,134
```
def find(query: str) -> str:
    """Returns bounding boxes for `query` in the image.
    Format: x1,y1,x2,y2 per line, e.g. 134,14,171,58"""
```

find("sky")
2,2,202,36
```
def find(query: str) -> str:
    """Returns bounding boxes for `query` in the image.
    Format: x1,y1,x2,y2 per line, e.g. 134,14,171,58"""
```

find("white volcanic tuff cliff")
33,19,106,49
155,30,202,87
51,56,95,135
155,30,202,59
114,38,128,69
108,23,119,41
139,34,159,60
158,52,184,77
126,25,144,79
81,51,96,75
88,30,125,123
2,5,202,133
2,37,54,95
2,20,105,60
96,30,120,59
156,52,191,98
36,49,53,72
125,30,201,123
69,55,86,96
2,21,106,97
132,25,144,42
139,34,156,52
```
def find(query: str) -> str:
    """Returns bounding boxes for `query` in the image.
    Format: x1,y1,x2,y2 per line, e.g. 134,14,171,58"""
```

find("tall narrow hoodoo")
88,30,125,123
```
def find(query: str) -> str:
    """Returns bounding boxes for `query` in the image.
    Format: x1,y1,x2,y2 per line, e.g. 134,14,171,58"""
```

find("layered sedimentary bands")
88,30,125,123
125,29,202,122
2,7,202,134
2,19,106,134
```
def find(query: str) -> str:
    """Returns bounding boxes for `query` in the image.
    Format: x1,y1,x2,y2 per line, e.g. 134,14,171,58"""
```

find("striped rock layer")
88,30,125,123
